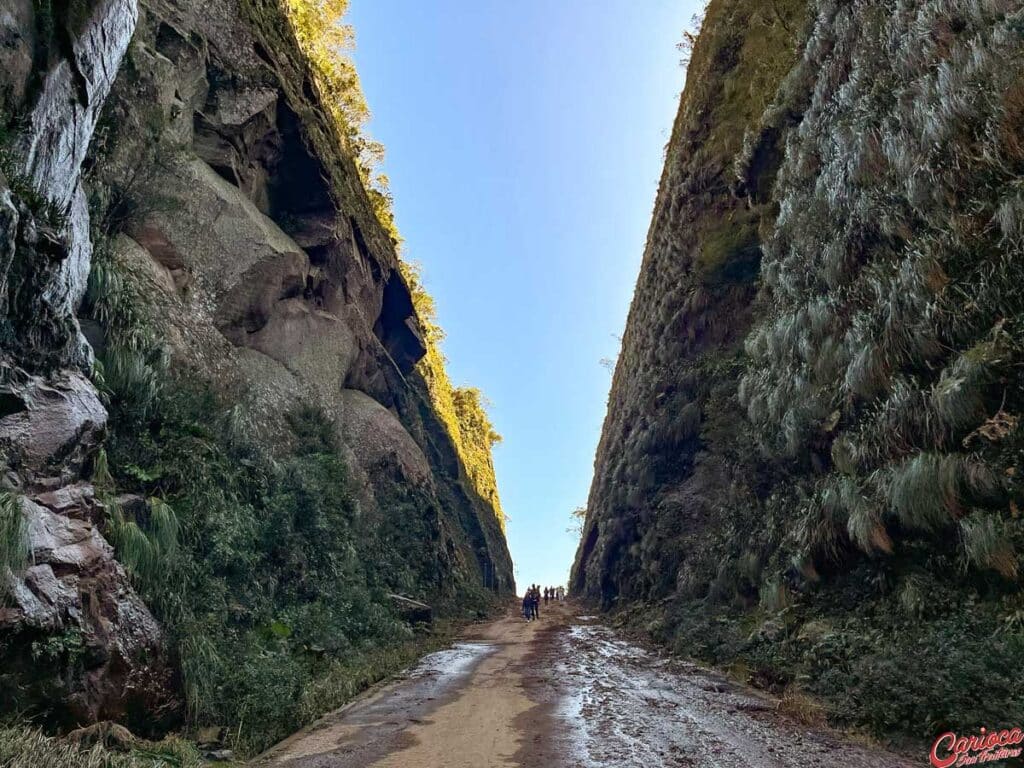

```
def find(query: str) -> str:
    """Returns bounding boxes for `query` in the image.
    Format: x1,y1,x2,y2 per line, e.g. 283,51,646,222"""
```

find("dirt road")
253,602,915,768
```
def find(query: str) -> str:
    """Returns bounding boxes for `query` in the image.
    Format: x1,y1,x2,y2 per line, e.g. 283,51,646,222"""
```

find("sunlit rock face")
574,0,1024,738
84,0,509,600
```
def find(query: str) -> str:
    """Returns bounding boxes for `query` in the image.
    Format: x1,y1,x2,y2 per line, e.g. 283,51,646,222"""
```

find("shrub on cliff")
79,249,435,754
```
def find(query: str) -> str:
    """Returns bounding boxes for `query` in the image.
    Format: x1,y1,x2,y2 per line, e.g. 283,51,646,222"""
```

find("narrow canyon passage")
253,604,914,768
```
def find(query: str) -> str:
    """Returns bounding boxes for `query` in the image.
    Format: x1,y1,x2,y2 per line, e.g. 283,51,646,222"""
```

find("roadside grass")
0,725,204,768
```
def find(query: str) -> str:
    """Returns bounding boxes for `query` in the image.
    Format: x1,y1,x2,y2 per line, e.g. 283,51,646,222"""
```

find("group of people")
521,584,566,620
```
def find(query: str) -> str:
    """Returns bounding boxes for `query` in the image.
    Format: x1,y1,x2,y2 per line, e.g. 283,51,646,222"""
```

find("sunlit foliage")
402,262,506,530
283,0,397,241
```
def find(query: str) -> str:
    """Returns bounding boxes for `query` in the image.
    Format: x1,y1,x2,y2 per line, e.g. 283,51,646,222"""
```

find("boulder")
0,365,106,482
0,497,171,726
338,389,434,488
388,594,433,625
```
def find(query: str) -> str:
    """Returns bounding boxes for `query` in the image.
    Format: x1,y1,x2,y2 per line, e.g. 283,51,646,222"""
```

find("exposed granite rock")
0,0,171,731
339,389,434,489
88,0,511,598
0,0,34,116
1,0,512,735
0,497,170,729
0,364,106,483
10,0,138,370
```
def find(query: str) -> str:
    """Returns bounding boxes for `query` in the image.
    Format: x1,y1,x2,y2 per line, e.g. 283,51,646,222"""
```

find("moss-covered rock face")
575,0,1024,742
0,0,512,750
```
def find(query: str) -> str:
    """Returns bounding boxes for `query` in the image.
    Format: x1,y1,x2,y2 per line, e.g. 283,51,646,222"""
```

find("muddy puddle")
550,623,915,768
253,641,497,766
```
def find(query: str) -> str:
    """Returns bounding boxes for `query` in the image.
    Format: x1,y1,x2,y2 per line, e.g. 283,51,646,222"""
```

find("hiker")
522,591,532,621
543,587,550,604
531,585,540,619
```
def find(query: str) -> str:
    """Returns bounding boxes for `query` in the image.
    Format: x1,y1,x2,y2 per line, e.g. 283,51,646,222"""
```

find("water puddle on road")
255,641,498,766
404,642,495,681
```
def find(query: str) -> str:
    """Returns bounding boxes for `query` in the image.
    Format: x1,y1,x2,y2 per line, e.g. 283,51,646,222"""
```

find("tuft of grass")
959,512,1018,580
0,724,203,768
897,574,930,619
0,491,29,596
778,687,828,727
105,497,180,590
759,576,791,613
885,453,1000,533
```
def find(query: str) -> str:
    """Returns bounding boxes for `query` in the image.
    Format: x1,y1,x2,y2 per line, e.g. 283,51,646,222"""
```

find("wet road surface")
253,603,916,768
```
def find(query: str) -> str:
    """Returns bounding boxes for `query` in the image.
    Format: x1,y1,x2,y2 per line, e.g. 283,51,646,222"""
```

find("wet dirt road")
253,602,915,768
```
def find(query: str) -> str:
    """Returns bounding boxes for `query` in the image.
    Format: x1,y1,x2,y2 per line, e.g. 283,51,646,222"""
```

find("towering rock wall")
0,0,511,744
574,0,1024,740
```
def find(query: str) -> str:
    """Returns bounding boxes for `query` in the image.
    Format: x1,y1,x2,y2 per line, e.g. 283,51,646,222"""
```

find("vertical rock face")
11,0,139,370
0,0,511,735
82,0,511,594
573,0,809,605
574,0,1024,738
0,0,169,729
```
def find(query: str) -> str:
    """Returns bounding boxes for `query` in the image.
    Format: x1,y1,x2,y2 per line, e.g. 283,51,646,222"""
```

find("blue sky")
347,1,701,591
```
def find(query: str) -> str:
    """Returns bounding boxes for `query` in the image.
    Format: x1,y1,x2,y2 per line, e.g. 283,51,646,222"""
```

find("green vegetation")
0,491,28,600
403,263,506,530
0,725,203,768
638,565,1024,742
575,0,1024,746
75,249,458,755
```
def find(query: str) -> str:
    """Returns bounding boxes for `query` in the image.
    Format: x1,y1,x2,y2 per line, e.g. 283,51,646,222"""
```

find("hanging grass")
0,492,29,598
885,454,957,532
959,512,1018,580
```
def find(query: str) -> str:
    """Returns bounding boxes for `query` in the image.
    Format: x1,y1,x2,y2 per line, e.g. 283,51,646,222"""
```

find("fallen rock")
389,594,433,625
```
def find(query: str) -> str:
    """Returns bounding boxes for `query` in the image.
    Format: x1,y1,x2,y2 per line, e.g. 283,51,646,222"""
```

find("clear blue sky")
347,1,700,591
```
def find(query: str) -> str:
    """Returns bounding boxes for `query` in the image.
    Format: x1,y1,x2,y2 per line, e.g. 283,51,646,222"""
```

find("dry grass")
0,726,204,768
777,688,828,728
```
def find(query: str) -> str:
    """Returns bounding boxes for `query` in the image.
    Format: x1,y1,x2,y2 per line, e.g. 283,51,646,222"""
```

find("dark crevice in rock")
267,99,332,221
374,270,426,375
0,389,27,419
740,126,783,204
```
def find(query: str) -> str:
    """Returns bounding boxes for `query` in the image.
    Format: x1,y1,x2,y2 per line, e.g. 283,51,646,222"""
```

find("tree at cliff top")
284,0,396,241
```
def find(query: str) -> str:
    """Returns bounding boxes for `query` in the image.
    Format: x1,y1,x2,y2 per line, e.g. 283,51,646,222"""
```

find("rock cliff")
0,0,511,748
574,0,1024,742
